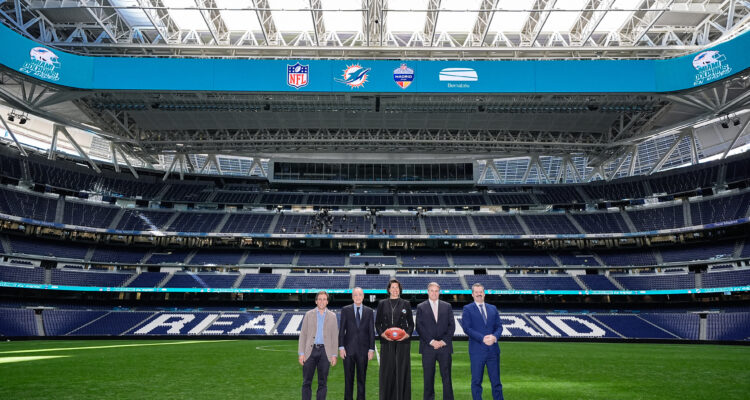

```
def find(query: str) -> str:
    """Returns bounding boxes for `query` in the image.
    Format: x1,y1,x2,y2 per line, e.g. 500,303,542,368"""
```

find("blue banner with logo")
0,22,748,93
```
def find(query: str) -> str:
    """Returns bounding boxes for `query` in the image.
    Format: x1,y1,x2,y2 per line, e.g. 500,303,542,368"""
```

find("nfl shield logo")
287,62,309,89
393,64,414,89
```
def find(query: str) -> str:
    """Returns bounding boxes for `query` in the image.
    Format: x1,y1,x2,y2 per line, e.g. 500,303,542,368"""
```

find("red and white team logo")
287,62,309,89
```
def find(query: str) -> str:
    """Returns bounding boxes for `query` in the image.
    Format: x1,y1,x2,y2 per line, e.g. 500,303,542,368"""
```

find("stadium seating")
62,201,121,228
0,265,45,284
706,313,750,341
592,314,676,339
354,274,391,290
451,252,501,266
8,236,89,260
505,275,582,290
127,272,167,287
400,252,449,267
167,212,225,232
283,274,350,289
220,213,274,233
464,274,508,290
0,308,38,336
190,249,246,265
90,247,148,264
471,215,525,235
376,215,420,234
0,187,57,222
613,273,696,290
578,275,620,290
521,214,580,234
51,269,132,287
627,205,684,231
396,275,463,290
145,249,192,264
659,241,736,263
638,313,700,340
689,192,750,225
237,273,281,288
572,212,631,233
702,268,750,288
423,215,473,234
297,252,346,266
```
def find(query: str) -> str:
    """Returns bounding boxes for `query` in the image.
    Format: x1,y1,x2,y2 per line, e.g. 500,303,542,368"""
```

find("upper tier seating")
505,275,582,290
613,273,696,290
127,272,167,287
190,249,246,265
400,252,449,267
578,275,619,290
464,274,508,290
451,252,501,266
627,205,684,231
62,201,120,228
398,194,440,206
90,247,148,264
221,213,274,233
486,192,535,205
116,209,175,231
297,252,346,266
283,274,350,289
145,249,192,264
354,274,390,289
521,214,580,234
659,241,736,263
702,269,750,288
596,249,657,266
472,215,525,235
690,193,750,225
396,275,463,290
0,265,44,284
377,215,420,234
572,212,631,233
423,216,473,234
168,212,225,232
8,236,89,260
51,268,132,287
0,187,57,222
501,252,556,267
237,273,281,288
534,186,584,204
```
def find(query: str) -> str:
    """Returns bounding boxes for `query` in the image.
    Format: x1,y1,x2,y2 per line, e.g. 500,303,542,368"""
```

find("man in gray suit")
299,291,339,400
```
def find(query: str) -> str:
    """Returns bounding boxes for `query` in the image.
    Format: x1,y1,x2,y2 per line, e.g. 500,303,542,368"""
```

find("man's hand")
330,356,337,366
367,350,374,361
339,349,347,359
383,334,394,341
431,340,445,350
298,355,305,366
483,335,497,346
397,333,410,342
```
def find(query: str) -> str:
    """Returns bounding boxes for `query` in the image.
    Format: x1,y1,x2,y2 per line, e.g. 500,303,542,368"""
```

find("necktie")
356,307,361,327
433,302,438,322
480,304,487,324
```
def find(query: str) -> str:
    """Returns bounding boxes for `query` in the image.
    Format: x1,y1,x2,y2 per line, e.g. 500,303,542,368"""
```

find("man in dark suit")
339,287,375,400
461,283,504,400
416,282,455,400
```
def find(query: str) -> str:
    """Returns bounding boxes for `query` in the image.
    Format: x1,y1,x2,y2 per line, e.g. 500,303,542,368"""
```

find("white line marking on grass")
374,343,380,365
0,340,237,354
0,355,69,364
254,344,298,353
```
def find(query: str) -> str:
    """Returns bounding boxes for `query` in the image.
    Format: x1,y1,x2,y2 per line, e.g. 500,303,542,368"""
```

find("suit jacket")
338,304,375,356
298,308,339,359
460,302,502,357
415,299,455,354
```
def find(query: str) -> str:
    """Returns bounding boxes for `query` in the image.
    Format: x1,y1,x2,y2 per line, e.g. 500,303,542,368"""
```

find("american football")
383,327,407,341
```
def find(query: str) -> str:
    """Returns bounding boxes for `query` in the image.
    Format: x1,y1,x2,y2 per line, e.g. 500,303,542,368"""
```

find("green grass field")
1,339,748,399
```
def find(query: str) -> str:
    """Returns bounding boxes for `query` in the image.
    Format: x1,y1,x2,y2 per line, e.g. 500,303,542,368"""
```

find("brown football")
383,327,407,340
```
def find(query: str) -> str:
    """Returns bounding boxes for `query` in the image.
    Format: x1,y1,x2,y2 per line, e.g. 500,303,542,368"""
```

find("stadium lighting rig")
7,109,29,124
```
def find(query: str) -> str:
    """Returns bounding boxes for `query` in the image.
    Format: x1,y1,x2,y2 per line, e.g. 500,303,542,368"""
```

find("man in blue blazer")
416,282,455,400
461,283,504,400
339,287,375,400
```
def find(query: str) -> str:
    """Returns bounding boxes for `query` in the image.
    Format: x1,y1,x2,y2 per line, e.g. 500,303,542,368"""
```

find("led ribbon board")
0,23,748,93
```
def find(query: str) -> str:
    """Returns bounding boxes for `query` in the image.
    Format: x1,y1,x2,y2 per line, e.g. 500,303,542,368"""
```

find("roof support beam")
619,0,674,46
424,0,441,46
196,0,230,45
470,0,497,46
54,124,101,173
520,0,557,47
648,130,686,175
570,0,614,46
138,0,182,44
721,116,750,159
48,124,58,160
254,0,279,45
309,0,326,46
0,112,28,157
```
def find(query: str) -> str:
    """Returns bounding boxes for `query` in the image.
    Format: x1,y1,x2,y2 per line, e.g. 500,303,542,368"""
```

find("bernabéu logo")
20,47,61,82
692,50,731,86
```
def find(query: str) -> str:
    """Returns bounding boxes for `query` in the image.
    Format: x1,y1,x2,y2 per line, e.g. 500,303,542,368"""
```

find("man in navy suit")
339,287,375,400
416,282,455,400
461,283,504,400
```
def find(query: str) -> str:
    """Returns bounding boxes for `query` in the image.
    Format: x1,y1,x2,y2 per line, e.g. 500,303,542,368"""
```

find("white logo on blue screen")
439,67,477,88
692,50,731,86
20,47,61,81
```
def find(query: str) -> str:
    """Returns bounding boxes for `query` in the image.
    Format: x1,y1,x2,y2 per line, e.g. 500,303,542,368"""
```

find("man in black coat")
339,287,376,400
416,282,455,400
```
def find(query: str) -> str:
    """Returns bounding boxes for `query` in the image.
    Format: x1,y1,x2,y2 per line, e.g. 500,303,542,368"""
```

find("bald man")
339,287,376,400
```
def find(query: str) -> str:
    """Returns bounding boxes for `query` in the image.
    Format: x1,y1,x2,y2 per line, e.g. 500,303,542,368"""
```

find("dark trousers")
343,351,368,400
302,345,330,400
470,352,503,400
422,350,453,400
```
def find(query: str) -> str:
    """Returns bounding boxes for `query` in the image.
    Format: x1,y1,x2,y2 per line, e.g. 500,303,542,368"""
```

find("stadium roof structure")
0,0,749,183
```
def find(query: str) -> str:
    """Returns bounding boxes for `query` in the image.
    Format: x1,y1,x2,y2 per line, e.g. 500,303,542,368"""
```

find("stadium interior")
0,0,749,345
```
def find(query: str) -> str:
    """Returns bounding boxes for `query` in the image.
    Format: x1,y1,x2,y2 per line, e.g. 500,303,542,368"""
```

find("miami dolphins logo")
335,64,370,88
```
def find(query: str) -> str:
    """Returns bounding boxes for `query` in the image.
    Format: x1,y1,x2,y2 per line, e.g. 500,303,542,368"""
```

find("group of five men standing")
298,282,504,400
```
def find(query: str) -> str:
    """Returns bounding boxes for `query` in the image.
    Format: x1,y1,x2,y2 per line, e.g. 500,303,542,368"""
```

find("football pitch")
1,339,748,400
